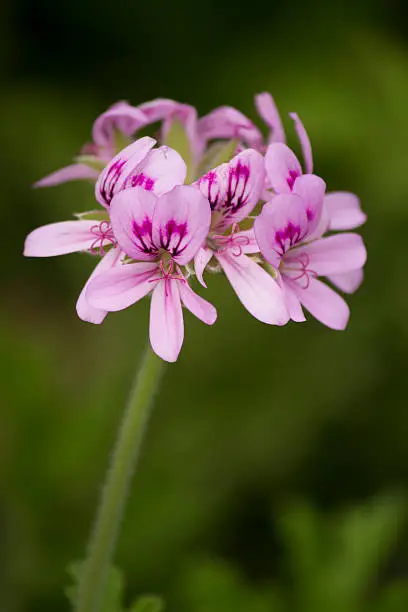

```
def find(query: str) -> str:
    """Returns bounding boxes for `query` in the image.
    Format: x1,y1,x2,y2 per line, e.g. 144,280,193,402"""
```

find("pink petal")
280,278,306,322
254,92,286,144
254,193,309,268
24,220,101,257
216,251,289,325
300,233,367,276
76,246,124,324
328,269,364,294
287,277,350,330
196,149,265,230
109,188,158,261
86,261,158,312
292,174,326,235
139,98,203,163
197,106,263,148
264,143,303,193
95,136,156,207
179,281,217,325
149,279,184,363
138,98,188,123
325,192,367,230
152,185,211,265
130,145,186,196
92,101,147,147
34,164,99,188
194,247,214,287
289,112,313,174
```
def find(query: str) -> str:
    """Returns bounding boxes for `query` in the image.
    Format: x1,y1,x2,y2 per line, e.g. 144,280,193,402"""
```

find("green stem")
75,346,164,612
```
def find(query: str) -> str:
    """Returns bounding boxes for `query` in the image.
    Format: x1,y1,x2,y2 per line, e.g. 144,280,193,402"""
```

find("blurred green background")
2,0,408,610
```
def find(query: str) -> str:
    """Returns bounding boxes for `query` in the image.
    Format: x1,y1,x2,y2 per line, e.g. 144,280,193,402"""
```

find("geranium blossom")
35,99,200,188
25,92,368,362
193,149,289,325
24,138,186,324
254,192,367,329
86,185,216,362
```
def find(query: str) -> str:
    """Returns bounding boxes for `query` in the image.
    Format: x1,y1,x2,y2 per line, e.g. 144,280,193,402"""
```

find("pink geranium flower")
254,192,367,329
24,138,186,325
86,185,216,362
193,150,289,326
35,99,201,188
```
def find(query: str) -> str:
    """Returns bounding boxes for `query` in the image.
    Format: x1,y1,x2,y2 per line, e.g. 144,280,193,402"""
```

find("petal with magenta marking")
95,136,156,207
254,193,309,268
196,149,265,230
152,185,211,265
265,142,303,193
109,188,158,261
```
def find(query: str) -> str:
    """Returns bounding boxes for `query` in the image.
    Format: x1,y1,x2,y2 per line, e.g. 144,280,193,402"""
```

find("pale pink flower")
193,150,289,325
263,116,367,295
35,99,201,188
254,192,367,329
86,186,216,362
24,138,186,325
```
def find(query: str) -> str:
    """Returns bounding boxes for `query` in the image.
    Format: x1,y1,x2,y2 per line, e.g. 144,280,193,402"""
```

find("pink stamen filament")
148,260,186,296
214,223,251,257
284,252,318,289
90,221,117,256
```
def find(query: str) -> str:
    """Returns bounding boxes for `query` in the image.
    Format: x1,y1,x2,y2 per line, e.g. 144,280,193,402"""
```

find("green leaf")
129,595,165,612
164,119,194,182
65,561,124,612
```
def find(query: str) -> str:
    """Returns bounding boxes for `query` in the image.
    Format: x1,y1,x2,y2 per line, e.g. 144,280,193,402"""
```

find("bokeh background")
2,0,408,610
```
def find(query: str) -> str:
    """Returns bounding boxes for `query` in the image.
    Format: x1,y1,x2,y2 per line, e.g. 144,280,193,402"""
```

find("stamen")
284,252,318,289
148,259,187,296
213,223,251,257
89,221,117,256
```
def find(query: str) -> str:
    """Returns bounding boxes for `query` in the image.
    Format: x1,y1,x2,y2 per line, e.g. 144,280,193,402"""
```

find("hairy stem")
75,346,164,612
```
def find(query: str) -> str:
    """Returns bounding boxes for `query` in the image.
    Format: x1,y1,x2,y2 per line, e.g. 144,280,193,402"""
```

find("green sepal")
128,595,165,612
164,119,195,183
74,155,107,172
65,561,124,612
114,129,133,154
75,210,110,222
196,139,238,177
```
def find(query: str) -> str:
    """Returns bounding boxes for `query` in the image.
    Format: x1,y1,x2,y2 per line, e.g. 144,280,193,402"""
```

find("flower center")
149,259,186,296
212,223,250,257
90,221,117,255
282,251,317,289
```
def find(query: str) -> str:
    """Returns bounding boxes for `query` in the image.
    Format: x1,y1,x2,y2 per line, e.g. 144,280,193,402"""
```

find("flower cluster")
24,94,367,362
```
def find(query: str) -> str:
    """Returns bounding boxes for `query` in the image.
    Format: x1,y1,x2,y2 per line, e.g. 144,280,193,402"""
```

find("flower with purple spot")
193,149,289,326
86,185,216,362
254,192,367,329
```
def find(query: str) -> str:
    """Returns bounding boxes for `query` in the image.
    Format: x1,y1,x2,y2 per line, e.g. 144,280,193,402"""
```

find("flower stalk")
75,346,164,612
